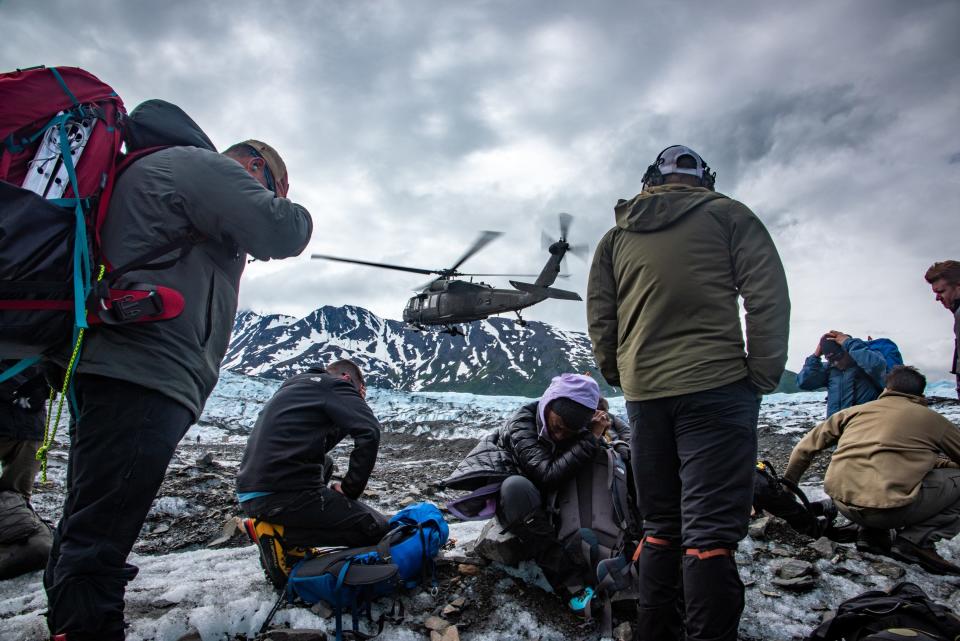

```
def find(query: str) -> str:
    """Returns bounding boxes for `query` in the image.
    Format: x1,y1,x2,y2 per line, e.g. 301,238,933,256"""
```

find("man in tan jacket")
784,366,960,575
588,145,789,641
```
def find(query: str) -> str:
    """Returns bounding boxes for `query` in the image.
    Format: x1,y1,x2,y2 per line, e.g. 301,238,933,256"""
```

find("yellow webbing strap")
35,265,105,482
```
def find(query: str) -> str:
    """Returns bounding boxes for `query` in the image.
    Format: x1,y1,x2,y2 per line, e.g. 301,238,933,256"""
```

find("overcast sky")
3,1,958,377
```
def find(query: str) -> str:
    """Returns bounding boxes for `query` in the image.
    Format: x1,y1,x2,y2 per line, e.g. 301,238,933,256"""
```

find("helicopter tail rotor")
558,212,573,241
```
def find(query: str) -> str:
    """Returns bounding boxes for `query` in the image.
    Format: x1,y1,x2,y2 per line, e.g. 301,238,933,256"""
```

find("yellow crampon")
34,265,105,482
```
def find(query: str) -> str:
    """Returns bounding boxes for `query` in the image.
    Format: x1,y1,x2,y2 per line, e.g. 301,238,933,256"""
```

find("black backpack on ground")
806,582,960,641
753,460,842,539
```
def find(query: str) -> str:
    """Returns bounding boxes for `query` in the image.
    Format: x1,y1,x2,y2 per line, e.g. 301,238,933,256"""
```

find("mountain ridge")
225,305,799,396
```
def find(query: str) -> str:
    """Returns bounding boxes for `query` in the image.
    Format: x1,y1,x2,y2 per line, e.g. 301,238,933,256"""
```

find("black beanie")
549,397,595,432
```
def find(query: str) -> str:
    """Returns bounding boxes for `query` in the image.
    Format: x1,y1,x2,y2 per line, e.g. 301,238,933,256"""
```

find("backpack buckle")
111,290,163,321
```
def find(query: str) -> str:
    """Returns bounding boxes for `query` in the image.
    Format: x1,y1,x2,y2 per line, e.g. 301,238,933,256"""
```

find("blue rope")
0,357,40,384
55,115,92,329
49,68,79,106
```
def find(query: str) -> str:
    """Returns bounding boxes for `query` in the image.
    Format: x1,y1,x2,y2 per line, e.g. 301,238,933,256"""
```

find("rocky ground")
6,389,960,640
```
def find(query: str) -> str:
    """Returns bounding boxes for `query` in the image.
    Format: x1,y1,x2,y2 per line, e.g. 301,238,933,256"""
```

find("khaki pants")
0,437,40,497
836,468,960,547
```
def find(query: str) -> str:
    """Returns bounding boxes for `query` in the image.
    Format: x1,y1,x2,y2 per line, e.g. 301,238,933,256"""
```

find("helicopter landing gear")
515,312,527,327
443,325,465,336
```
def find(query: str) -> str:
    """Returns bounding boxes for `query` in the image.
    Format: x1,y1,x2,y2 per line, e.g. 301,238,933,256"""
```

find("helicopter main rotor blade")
460,272,541,277
446,230,503,274
558,212,573,240
311,254,438,276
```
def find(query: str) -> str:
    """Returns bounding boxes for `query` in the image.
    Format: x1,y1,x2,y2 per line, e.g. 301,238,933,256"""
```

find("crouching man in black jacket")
236,359,389,585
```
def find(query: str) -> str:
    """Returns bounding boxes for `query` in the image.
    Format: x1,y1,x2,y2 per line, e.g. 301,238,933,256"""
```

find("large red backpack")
0,66,195,368
0,66,126,359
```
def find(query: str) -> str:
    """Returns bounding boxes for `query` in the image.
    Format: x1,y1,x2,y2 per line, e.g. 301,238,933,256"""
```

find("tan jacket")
784,391,960,509
586,184,790,400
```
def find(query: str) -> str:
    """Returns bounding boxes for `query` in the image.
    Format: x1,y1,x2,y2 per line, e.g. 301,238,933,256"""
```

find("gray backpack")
549,442,640,635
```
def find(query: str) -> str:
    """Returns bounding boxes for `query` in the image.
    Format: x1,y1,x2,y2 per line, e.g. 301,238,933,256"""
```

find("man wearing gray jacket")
44,103,312,641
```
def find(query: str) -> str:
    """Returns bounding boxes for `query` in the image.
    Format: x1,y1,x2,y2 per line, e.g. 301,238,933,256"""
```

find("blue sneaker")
568,586,595,613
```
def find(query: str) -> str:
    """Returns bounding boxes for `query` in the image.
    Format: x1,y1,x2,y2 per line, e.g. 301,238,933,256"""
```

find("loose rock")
207,516,245,548
809,537,836,558
473,518,527,566
771,575,817,591
195,452,217,468
749,516,770,539
259,631,328,641
457,563,480,576
424,615,450,632
613,621,633,641
872,561,906,579
777,559,815,580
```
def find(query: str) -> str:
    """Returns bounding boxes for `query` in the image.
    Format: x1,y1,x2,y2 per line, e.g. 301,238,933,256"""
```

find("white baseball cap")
655,145,708,178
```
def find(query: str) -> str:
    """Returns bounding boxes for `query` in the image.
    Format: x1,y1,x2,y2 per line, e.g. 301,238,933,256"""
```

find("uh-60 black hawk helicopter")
311,214,587,335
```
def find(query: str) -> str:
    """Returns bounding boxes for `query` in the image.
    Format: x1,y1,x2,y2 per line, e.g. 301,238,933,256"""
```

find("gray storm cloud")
2,0,957,376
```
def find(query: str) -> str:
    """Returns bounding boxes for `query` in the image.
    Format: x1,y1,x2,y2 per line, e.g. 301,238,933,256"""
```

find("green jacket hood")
615,184,727,232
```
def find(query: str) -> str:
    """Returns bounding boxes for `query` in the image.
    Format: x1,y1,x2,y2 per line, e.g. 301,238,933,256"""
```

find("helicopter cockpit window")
429,294,440,309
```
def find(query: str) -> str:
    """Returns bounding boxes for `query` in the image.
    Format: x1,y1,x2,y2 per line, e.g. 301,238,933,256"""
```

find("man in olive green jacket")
587,145,789,641
785,365,960,575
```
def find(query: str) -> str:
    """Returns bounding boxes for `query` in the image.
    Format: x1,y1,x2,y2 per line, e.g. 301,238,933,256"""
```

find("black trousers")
627,378,760,641
44,374,192,639
242,487,390,548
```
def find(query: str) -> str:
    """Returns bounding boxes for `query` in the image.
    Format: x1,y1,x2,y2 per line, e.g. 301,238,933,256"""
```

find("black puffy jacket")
443,402,599,492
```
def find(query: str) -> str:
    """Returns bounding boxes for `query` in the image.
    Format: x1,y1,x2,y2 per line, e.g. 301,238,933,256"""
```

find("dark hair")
885,365,926,396
549,398,595,433
925,260,960,285
675,154,698,169
327,359,365,389
820,336,844,358
597,396,609,411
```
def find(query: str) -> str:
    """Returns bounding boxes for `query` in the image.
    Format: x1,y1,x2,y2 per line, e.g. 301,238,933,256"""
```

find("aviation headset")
641,145,717,191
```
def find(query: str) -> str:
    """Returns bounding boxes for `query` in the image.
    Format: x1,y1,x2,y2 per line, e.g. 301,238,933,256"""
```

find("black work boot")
888,536,960,575
511,508,578,592
682,550,744,641
855,527,892,555
633,537,683,641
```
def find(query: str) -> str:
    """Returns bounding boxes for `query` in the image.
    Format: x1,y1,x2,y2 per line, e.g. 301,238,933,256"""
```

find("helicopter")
311,214,587,335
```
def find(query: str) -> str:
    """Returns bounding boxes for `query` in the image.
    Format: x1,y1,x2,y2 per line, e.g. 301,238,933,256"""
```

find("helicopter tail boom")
509,280,582,301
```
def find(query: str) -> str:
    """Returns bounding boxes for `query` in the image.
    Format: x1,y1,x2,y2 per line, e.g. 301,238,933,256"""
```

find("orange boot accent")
684,547,733,560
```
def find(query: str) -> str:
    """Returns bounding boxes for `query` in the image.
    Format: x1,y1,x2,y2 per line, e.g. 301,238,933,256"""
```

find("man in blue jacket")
798,331,893,417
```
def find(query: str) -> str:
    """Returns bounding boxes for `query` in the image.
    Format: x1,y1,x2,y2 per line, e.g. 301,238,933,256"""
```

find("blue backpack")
866,338,904,369
260,502,449,640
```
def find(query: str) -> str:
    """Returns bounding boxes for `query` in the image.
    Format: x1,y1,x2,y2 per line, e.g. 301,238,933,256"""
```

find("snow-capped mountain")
223,305,606,396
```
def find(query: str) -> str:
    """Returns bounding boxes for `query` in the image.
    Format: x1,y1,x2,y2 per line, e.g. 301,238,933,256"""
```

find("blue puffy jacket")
797,338,889,417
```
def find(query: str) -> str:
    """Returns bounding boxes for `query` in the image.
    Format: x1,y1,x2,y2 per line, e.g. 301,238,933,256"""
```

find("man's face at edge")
931,278,960,311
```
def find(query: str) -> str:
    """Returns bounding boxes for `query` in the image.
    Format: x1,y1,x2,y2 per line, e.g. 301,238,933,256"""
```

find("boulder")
424,615,451,632
473,518,527,566
748,516,770,539
809,537,836,558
